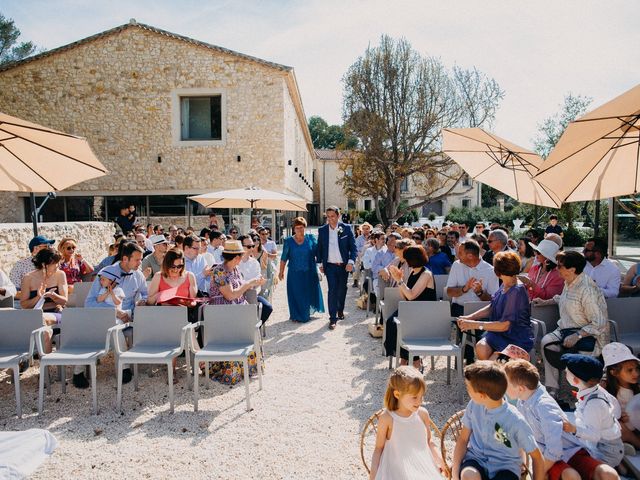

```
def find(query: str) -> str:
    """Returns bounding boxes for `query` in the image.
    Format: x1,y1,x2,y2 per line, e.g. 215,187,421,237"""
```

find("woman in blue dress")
456,251,533,360
278,216,325,322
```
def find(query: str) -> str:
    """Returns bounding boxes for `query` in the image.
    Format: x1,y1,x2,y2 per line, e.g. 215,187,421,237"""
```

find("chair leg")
194,357,200,412
243,358,251,411
38,365,45,414
116,362,123,413
431,357,435,371
133,364,139,392
207,362,213,390
91,363,97,414
458,351,464,404
45,365,51,396
446,356,451,385
168,362,174,414
14,366,22,418
388,355,393,370
61,365,66,394
257,350,263,391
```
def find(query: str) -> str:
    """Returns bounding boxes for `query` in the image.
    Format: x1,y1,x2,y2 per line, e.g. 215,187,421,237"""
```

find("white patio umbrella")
442,127,562,208
535,83,640,202
189,186,308,211
0,112,108,234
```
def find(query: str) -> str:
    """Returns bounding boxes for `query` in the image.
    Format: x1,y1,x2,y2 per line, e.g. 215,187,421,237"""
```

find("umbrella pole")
30,193,38,236
595,200,601,238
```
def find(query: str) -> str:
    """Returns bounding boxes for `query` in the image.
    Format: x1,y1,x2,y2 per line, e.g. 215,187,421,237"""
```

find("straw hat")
222,240,244,255
529,239,560,264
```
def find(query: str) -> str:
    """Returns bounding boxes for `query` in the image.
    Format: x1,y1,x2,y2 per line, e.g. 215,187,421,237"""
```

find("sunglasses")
169,263,184,270
412,236,421,240
243,244,255,248
230,231,238,235
66,245,77,251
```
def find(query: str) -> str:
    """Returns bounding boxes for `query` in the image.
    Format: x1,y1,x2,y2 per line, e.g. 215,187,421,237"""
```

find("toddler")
453,361,544,480
561,354,624,469
602,342,640,450
370,366,444,480
504,359,619,480
96,270,127,321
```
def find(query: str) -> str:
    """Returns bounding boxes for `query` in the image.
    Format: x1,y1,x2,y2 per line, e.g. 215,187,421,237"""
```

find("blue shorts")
460,458,519,480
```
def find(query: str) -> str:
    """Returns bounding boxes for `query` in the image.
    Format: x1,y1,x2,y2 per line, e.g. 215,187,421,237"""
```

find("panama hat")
222,240,244,255
529,239,560,264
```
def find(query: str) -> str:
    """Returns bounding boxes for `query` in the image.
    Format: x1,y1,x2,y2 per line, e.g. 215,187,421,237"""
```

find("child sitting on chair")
96,270,127,322
452,361,544,480
561,354,624,471
370,366,444,480
504,359,619,480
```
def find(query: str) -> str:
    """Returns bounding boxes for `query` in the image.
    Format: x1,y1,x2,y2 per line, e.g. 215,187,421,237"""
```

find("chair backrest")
380,287,402,321
0,309,43,353
606,297,640,335
244,288,258,305
0,296,14,308
398,300,453,340
433,274,449,301
530,303,560,333
132,306,188,347
202,304,257,346
462,301,491,317
68,282,93,308
59,308,116,350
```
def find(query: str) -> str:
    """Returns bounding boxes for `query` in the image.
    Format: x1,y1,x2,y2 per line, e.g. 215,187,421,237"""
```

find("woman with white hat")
518,239,564,301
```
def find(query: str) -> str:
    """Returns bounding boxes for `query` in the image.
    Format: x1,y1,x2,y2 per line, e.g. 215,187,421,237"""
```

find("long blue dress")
281,234,325,322
484,283,533,352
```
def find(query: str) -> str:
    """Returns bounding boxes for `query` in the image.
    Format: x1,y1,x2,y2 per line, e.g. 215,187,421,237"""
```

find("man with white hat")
141,234,170,280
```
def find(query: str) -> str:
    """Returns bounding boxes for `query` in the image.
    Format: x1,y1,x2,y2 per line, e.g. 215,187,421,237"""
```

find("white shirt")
0,270,17,299
264,240,277,254
584,258,621,298
446,259,499,305
328,225,342,263
237,256,262,294
363,245,383,270
575,385,621,446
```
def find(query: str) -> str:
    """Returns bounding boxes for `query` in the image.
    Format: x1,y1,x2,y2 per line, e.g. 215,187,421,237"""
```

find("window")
149,195,187,216
462,198,471,208
180,96,222,140
462,175,472,187
364,200,372,211
400,177,409,193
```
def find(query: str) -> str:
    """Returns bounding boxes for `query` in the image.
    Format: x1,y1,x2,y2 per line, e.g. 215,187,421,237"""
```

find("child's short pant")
460,458,519,480
547,449,604,480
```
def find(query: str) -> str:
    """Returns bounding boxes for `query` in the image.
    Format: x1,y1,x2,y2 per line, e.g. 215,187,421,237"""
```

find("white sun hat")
602,342,639,368
529,239,560,264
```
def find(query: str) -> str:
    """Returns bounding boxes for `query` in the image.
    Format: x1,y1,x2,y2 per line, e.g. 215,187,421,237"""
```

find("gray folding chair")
459,301,491,358
530,303,560,334
35,308,115,414
0,309,42,417
0,295,14,308
433,274,449,301
66,282,94,308
529,318,546,364
606,297,640,353
112,306,188,414
187,304,263,412
244,288,265,338
394,301,463,402
378,287,402,365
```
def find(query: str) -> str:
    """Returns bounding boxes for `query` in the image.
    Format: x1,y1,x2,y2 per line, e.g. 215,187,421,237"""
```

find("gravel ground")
0,276,467,479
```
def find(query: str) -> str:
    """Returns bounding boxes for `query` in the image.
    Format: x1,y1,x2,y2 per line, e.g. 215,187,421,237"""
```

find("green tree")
340,35,503,225
307,115,357,149
0,14,37,65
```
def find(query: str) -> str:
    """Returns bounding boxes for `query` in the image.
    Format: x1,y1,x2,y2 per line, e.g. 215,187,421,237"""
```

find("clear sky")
2,0,638,149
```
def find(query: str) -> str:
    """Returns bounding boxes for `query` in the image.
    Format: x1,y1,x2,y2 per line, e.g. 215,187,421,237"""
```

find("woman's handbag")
543,328,596,369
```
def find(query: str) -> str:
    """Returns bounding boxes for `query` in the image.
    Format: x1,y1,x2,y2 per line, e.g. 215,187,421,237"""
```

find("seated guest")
537,251,609,398
183,234,210,295
10,235,55,291
147,248,197,306
0,269,17,302
620,261,640,296
237,235,272,325
444,230,460,263
482,228,509,265
380,238,413,287
362,231,385,276
207,231,225,264
583,237,621,298
141,234,169,280
173,233,185,250
424,238,451,274
58,237,94,285
520,239,564,301
457,251,533,360
371,233,399,293
517,237,535,273
446,240,499,317
134,233,152,258
85,242,148,385
383,245,437,369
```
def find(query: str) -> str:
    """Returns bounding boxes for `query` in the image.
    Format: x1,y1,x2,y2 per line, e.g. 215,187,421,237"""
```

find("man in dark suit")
316,206,357,330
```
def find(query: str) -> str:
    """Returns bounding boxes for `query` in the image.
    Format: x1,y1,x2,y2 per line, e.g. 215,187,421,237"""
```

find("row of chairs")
0,304,263,418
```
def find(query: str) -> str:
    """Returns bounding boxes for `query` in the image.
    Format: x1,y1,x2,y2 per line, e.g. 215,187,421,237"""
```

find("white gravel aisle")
0,273,465,479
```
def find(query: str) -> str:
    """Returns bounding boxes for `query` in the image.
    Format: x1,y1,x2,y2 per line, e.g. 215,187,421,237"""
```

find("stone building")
0,20,315,234
315,148,481,221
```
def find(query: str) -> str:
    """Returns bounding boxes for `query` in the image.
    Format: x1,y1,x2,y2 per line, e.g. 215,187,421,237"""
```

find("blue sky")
2,0,638,149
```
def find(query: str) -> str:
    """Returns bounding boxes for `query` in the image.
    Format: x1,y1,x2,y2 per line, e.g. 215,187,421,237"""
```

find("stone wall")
0,222,115,274
0,24,315,222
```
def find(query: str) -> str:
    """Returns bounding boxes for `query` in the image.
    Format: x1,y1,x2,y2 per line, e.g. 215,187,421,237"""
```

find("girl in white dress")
370,366,445,480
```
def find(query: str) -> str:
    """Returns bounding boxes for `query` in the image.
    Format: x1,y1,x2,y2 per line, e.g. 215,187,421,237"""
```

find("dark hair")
325,205,340,215
556,250,587,274
462,240,481,257
549,214,558,220
464,361,507,401
587,237,608,258
121,241,144,260
222,251,242,262
403,245,428,268
161,248,185,277
503,359,540,391
412,230,425,241
518,238,535,258
447,230,460,240
32,247,61,269
237,234,250,244
425,237,440,253
493,251,521,277
605,361,640,397
210,231,223,241
183,234,200,249
199,227,211,239
471,233,488,250
174,234,185,246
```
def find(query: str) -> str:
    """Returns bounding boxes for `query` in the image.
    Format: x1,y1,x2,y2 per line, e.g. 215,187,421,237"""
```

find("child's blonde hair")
384,366,426,411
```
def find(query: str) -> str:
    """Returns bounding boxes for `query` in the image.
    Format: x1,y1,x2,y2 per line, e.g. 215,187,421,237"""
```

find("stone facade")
0,22,315,222
0,222,115,275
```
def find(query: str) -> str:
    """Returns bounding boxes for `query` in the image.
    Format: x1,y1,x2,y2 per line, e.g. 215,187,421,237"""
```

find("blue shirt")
462,400,538,478
426,251,451,275
85,262,148,311
371,248,395,279
518,385,583,462
355,234,369,255
185,254,208,292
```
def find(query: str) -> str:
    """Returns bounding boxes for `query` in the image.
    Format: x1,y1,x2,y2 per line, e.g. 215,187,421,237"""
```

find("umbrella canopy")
0,112,108,192
442,127,562,208
535,83,640,202
189,187,308,211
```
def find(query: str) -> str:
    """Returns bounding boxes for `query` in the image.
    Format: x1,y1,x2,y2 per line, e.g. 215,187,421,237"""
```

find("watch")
461,286,469,293
479,324,484,331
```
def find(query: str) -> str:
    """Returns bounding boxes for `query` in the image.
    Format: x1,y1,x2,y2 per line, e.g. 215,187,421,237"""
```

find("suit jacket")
316,222,357,270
